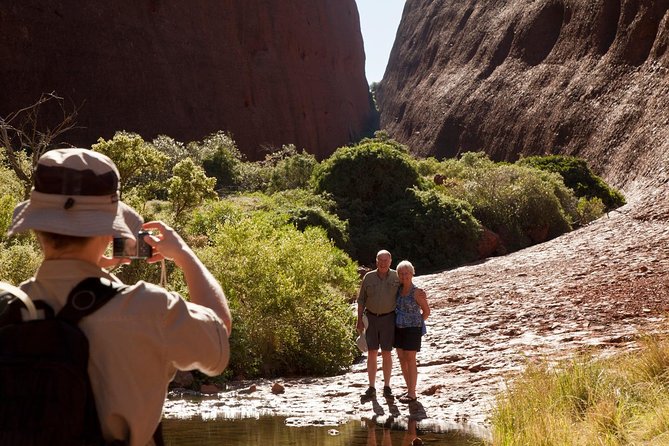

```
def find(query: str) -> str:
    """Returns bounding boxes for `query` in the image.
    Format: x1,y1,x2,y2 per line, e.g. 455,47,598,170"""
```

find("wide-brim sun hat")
356,313,370,353
7,148,143,240
356,334,368,353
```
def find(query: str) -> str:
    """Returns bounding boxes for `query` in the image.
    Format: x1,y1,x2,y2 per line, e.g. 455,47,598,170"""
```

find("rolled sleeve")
163,293,230,376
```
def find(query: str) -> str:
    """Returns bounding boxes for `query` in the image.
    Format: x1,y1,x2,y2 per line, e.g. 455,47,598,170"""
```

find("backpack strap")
57,277,165,446
58,277,127,323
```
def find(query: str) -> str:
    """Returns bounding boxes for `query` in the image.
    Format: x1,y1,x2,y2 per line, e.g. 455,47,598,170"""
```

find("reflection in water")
163,416,484,446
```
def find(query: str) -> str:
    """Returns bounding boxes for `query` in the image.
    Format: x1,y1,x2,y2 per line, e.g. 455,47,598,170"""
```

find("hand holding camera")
112,230,153,259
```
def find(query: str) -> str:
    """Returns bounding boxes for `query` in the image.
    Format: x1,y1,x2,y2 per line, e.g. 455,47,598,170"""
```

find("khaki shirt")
20,259,229,446
357,269,399,314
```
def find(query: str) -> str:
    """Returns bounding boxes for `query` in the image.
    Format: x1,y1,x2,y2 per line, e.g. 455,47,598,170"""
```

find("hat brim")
7,192,143,241
356,334,368,353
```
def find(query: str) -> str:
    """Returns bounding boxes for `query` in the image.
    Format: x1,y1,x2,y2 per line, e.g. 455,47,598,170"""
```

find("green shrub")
311,140,428,265
186,199,246,238
0,195,18,243
194,132,244,193
257,190,350,251
92,132,169,201
576,197,606,226
437,153,578,250
383,188,482,271
150,135,193,172
415,157,443,177
266,146,317,193
517,155,625,210
198,213,359,378
311,141,421,209
0,241,42,284
167,158,217,223
0,157,23,200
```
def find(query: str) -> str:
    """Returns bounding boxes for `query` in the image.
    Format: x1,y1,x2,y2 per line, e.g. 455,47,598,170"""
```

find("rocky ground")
163,184,669,440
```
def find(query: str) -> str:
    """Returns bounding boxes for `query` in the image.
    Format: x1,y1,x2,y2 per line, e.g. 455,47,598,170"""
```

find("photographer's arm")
142,221,232,334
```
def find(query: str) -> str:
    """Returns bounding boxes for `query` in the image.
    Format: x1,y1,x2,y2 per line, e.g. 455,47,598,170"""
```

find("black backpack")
0,277,125,446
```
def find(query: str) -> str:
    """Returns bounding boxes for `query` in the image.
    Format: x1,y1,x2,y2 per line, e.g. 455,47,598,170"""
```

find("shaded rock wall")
0,1,372,160
378,0,669,189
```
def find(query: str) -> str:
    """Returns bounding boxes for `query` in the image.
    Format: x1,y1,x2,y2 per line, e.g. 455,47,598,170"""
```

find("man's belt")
365,310,394,317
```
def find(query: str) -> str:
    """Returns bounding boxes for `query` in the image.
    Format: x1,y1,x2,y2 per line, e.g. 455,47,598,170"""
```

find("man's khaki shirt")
20,259,229,446
357,269,400,314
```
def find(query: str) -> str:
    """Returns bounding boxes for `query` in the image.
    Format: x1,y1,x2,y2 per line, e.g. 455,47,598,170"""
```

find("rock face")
377,0,669,188
0,1,373,160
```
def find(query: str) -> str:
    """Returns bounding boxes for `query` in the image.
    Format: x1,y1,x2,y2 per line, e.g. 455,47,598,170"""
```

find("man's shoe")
364,386,376,397
383,386,393,397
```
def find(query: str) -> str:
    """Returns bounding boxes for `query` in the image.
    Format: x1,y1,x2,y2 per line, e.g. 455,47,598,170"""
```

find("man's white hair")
376,249,391,259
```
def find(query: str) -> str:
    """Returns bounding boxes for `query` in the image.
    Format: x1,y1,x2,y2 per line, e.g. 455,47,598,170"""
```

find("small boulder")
271,382,285,394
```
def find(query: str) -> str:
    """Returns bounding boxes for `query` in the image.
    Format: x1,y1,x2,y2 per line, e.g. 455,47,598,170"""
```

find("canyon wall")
378,0,669,189
0,1,373,160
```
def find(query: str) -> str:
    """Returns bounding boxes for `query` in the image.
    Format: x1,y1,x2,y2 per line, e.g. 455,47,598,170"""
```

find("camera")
112,230,153,259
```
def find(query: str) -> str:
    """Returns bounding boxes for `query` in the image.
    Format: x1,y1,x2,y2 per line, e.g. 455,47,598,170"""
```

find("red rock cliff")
0,1,372,160
378,0,669,188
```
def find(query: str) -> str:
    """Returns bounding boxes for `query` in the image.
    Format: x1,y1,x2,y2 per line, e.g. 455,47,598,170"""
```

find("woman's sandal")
398,394,417,404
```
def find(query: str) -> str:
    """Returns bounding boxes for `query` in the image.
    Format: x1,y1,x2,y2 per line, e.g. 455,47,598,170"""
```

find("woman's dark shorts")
393,326,422,352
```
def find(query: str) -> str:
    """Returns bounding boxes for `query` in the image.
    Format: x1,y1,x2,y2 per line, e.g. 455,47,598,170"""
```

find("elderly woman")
394,260,431,403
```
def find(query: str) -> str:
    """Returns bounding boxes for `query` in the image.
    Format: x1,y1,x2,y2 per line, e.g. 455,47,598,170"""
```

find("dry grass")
489,335,669,445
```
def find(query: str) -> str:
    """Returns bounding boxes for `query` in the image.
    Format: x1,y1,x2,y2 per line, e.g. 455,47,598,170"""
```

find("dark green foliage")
287,208,350,252
385,189,482,271
259,189,350,251
92,132,169,200
311,139,479,270
517,155,625,210
196,132,244,192
311,141,421,209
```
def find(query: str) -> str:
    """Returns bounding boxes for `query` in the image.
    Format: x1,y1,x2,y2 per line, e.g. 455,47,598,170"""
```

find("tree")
92,132,168,200
168,158,217,222
0,92,80,198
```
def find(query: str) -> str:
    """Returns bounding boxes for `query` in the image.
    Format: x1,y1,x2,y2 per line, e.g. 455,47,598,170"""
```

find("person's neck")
44,250,98,264
401,283,412,294
376,269,389,279
42,240,104,265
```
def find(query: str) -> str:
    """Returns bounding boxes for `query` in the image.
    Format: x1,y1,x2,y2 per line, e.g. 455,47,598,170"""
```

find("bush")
92,132,169,202
517,155,625,210
382,188,482,271
265,146,317,193
0,157,23,200
0,195,15,242
186,200,246,238
167,158,217,223
194,132,244,193
198,213,359,378
311,140,430,265
0,241,42,284
436,153,578,250
257,190,350,251
311,140,421,210
576,197,606,226
150,135,193,172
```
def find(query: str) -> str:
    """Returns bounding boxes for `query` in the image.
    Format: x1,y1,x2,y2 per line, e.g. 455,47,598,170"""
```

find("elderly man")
356,249,399,398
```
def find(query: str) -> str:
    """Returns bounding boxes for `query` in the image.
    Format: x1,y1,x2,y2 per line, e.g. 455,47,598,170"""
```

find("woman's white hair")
396,260,415,274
